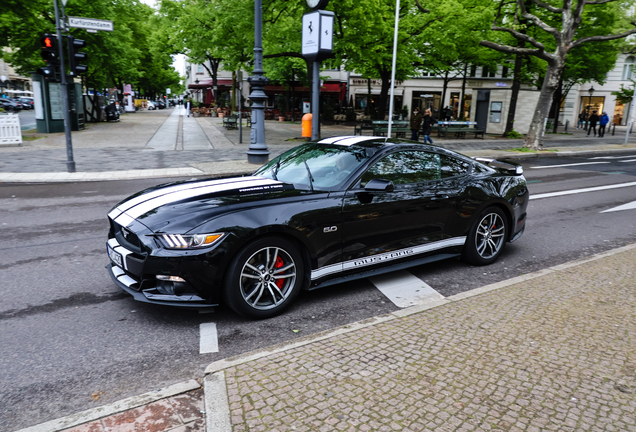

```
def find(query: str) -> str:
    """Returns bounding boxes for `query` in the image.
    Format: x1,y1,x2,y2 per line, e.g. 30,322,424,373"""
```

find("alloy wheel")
475,212,505,260
239,246,297,311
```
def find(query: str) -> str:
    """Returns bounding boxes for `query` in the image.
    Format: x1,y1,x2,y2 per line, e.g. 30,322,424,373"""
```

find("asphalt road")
17,108,36,130
1,151,636,431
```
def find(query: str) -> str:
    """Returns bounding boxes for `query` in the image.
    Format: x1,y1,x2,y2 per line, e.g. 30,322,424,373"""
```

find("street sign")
68,16,114,32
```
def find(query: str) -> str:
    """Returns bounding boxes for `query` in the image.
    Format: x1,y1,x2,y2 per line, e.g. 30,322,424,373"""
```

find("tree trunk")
505,51,524,136
524,63,564,149
378,68,391,120
550,78,563,133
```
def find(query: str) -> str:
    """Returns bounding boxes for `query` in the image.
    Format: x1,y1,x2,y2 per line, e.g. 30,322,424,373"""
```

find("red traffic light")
43,37,53,48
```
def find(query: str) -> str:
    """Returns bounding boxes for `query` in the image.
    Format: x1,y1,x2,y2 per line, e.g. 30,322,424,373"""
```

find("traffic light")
40,34,59,65
67,36,88,76
39,34,59,80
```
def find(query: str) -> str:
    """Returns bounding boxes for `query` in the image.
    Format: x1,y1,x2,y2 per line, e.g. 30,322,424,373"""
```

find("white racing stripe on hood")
113,177,283,227
108,177,265,221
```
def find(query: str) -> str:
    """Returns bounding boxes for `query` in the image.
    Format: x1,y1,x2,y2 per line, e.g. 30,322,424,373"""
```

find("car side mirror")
364,178,394,192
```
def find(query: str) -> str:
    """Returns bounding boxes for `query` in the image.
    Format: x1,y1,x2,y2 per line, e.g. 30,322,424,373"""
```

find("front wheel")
462,207,508,266
224,237,304,319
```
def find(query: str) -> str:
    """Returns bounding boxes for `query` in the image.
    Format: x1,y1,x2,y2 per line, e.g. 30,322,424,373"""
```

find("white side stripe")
311,237,466,280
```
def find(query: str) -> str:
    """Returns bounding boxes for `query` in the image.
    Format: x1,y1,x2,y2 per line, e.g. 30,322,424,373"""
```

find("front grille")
116,223,142,248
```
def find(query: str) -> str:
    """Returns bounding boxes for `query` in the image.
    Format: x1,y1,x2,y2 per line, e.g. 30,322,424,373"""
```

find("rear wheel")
224,237,304,319
462,207,508,266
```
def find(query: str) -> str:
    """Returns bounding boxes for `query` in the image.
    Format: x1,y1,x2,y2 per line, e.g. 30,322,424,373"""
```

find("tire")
224,236,304,319
462,206,508,266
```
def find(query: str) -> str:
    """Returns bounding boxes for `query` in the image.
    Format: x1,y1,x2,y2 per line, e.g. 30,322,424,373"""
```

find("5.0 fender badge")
323,226,338,233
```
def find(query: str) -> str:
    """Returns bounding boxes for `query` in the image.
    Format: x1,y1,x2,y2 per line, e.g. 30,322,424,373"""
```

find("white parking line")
589,155,636,159
200,322,219,354
530,162,610,169
369,270,444,308
530,181,636,200
602,200,636,213
620,159,636,163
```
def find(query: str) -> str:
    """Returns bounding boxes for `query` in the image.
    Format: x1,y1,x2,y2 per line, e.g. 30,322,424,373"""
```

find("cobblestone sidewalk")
213,246,636,432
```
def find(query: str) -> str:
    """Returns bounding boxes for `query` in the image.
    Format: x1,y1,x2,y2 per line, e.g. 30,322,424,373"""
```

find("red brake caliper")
274,255,285,289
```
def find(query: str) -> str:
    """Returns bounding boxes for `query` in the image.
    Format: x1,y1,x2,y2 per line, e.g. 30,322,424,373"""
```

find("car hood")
108,176,296,232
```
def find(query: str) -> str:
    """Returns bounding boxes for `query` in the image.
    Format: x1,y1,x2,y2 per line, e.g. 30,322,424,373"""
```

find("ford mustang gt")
107,136,528,319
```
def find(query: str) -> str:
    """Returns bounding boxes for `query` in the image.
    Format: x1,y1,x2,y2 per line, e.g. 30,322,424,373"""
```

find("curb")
14,380,201,432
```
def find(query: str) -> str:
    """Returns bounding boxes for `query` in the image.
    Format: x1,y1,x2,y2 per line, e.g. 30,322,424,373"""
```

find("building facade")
184,53,636,133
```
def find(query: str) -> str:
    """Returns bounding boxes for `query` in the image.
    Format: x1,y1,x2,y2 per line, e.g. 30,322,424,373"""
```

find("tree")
479,0,636,149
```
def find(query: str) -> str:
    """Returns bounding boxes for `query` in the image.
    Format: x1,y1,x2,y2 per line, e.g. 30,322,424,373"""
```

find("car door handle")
432,194,449,200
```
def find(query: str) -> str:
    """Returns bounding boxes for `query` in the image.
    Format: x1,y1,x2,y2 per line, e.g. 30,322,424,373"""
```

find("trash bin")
302,113,312,138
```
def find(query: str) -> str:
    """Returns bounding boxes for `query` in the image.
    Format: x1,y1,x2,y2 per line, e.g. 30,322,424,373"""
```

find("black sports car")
107,136,528,319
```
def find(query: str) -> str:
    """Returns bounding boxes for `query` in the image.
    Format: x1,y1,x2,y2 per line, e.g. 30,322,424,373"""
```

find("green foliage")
505,130,523,139
1,0,180,94
612,80,635,104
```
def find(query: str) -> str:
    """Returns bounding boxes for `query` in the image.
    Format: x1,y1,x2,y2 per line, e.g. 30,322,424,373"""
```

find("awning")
263,83,344,94
188,78,233,89
353,88,403,96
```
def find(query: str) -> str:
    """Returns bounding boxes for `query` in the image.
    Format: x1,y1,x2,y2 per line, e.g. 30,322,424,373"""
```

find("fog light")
157,275,186,282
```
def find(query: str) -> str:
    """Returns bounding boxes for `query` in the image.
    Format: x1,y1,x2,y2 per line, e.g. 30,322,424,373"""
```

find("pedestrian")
422,108,437,144
599,111,609,137
409,107,423,141
577,112,586,129
186,99,192,117
444,106,452,121
587,110,600,136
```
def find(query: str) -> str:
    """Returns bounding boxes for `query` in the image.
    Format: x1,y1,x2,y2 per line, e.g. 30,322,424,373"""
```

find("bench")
354,121,374,135
223,116,238,129
437,127,485,139
374,127,411,138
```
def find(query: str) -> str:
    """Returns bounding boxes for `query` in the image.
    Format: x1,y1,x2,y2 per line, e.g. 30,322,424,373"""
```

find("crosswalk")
145,107,216,151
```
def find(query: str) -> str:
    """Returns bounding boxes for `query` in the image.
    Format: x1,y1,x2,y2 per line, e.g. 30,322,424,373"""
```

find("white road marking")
620,159,636,163
589,155,636,159
530,181,636,200
369,270,444,308
601,200,636,213
200,322,219,354
530,162,610,169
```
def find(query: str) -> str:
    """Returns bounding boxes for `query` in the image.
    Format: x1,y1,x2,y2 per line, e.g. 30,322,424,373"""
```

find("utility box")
32,73,85,133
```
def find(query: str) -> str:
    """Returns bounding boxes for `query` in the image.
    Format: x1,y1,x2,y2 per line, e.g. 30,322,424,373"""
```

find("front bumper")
106,237,218,308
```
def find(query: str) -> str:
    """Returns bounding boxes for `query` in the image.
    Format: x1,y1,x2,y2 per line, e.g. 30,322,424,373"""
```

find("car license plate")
108,245,123,267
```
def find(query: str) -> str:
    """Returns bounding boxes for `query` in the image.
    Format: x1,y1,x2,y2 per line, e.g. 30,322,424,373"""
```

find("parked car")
18,97,34,109
155,99,166,109
147,100,157,110
0,98,21,112
106,136,529,319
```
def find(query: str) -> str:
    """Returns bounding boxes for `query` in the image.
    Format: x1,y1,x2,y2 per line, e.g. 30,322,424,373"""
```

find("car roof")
317,135,446,152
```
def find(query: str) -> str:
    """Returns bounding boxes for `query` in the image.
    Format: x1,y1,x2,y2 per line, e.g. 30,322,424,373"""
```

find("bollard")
564,119,569,133
302,113,312,138
612,123,616,136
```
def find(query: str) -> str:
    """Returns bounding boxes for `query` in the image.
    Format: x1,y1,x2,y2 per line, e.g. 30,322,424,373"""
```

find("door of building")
475,90,490,130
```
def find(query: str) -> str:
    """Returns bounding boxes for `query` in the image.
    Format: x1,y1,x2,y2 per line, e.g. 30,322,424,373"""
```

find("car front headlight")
158,233,225,249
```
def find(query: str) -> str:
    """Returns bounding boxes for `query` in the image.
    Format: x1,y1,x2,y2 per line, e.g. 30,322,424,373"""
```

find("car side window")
360,151,441,187
439,155,472,178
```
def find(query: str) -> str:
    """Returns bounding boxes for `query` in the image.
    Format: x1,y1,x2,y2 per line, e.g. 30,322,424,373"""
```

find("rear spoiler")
473,157,524,175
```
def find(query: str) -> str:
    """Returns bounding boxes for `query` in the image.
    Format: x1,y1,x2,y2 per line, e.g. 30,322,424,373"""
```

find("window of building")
622,56,634,81
470,65,477,77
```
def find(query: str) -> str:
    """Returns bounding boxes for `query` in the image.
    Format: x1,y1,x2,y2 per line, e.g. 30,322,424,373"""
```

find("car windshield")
254,143,375,191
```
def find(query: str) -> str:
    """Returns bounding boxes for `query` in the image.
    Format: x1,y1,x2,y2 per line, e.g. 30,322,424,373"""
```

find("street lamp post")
246,0,270,164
